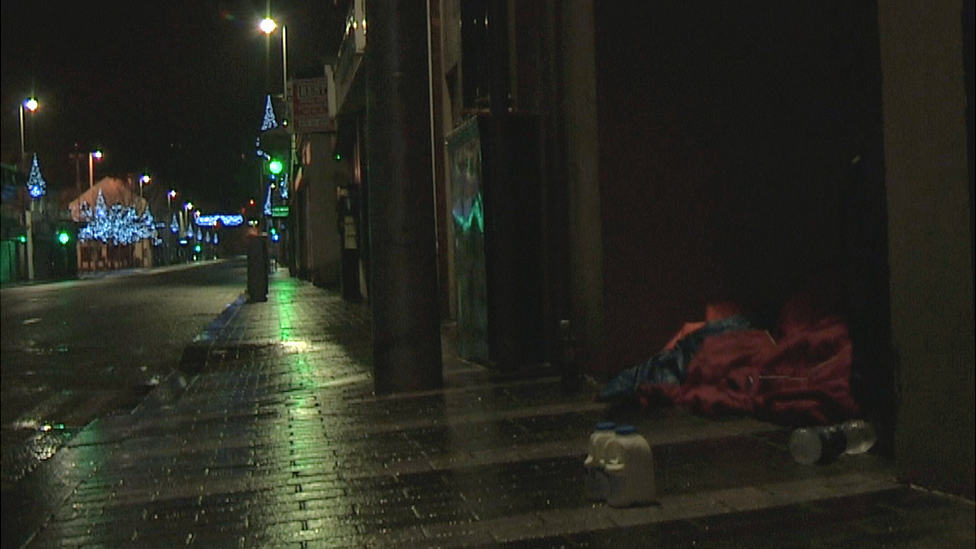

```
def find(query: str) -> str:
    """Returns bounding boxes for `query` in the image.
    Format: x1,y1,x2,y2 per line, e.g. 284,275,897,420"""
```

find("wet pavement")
1,259,247,492
7,271,974,548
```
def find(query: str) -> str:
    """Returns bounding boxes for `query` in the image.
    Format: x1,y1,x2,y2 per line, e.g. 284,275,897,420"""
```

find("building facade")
286,0,973,497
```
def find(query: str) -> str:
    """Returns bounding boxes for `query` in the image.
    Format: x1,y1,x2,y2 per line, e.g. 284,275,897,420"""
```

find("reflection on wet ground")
6,275,974,548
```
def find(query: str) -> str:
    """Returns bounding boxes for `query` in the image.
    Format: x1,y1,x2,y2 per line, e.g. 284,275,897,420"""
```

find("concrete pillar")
429,0,452,320
562,0,606,377
366,0,443,393
878,0,975,496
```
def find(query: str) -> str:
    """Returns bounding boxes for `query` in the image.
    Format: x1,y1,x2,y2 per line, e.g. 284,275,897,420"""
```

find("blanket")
596,315,755,400
639,315,858,425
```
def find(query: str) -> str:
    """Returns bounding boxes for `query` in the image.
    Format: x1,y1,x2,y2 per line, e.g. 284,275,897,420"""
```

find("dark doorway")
593,1,892,435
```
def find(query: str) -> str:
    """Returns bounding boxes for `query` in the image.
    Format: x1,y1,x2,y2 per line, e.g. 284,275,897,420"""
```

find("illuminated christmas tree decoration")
79,201,92,224
77,190,158,245
196,227,202,241
261,95,278,131
279,172,289,199
26,154,47,198
264,184,273,216
144,206,163,245
170,213,180,233
94,190,108,220
213,233,219,245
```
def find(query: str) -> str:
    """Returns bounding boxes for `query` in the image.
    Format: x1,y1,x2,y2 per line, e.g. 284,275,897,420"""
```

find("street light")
88,150,103,189
260,16,293,244
19,97,39,159
260,17,288,122
183,202,194,238
19,98,39,281
139,173,151,197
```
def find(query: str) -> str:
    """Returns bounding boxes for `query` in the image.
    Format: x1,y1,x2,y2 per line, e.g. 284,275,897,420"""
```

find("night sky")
1,0,345,210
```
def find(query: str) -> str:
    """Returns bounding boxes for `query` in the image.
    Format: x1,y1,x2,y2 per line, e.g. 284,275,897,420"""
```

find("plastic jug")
604,425,656,507
583,422,616,500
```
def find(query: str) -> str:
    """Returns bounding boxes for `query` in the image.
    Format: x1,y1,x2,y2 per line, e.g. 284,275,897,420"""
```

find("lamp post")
88,150,103,189
81,150,103,273
19,98,39,280
139,174,151,197
165,190,177,264
178,202,194,263
260,17,288,116
260,16,293,265
134,174,152,267
19,97,39,159
183,202,194,237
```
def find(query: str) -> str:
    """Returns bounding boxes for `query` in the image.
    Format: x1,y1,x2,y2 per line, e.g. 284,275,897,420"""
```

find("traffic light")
268,158,283,175
56,229,71,246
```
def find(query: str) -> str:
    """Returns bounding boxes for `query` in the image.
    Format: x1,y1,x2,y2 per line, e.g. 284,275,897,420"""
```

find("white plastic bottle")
604,425,656,507
789,426,845,465
583,422,616,500
840,420,877,455
789,420,878,465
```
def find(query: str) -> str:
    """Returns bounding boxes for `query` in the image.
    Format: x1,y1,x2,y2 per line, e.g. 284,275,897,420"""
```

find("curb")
178,294,246,376
0,259,238,290
132,294,246,416
3,292,247,549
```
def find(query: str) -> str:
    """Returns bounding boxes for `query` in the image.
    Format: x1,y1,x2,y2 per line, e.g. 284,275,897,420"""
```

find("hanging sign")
291,77,335,133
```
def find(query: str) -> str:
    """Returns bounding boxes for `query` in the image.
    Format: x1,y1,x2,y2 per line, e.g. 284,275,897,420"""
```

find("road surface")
1,258,247,489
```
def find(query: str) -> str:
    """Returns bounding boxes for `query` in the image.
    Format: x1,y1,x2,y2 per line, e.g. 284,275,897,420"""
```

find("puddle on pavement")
1,426,75,486
2,384,157,487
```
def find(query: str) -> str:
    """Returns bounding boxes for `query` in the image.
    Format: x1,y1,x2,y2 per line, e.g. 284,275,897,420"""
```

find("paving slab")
15,272,975,548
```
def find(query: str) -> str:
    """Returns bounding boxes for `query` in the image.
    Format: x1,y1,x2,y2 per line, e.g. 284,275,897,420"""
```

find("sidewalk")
19,272,974,548
1,258,222,289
